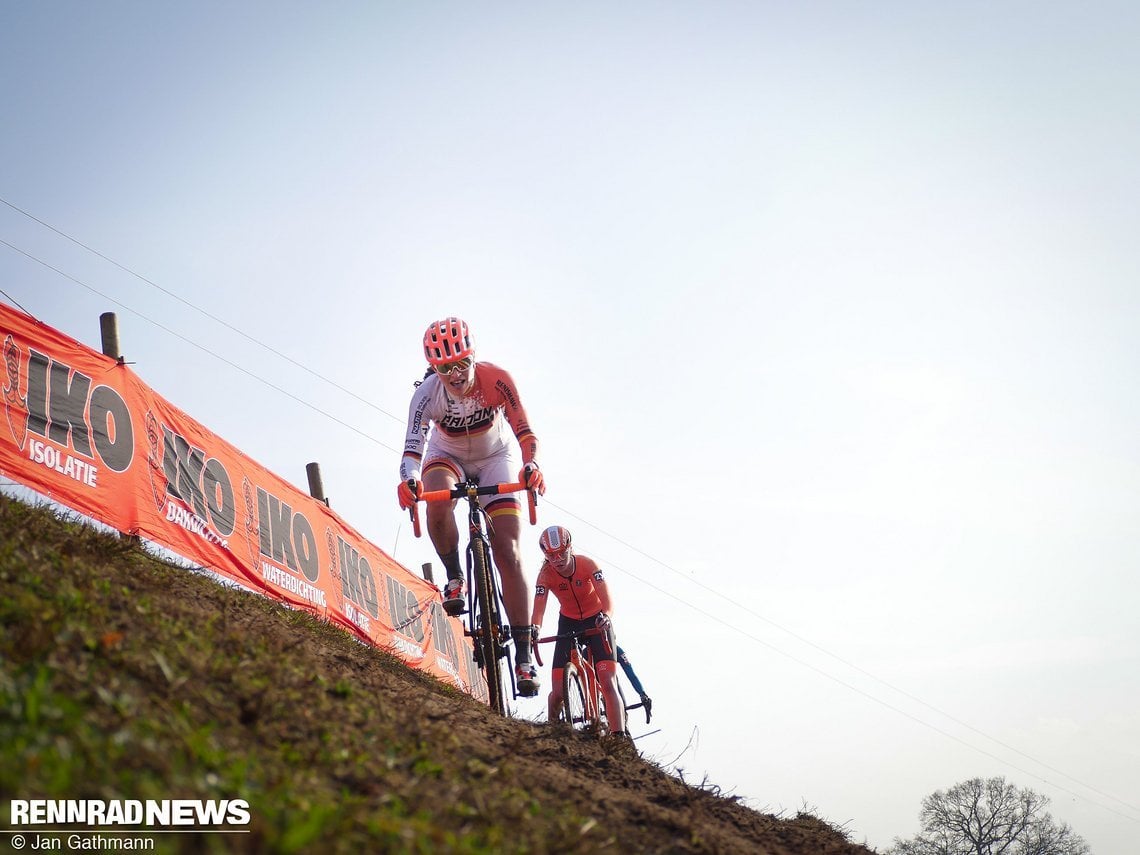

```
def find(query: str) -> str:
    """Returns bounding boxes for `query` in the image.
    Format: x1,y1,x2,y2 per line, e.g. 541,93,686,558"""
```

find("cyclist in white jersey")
397,317,546,696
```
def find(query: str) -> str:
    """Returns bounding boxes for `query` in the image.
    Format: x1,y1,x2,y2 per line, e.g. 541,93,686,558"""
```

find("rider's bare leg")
424,467,462,579
547,674,564,722
597,663,626,734
488,512,534,666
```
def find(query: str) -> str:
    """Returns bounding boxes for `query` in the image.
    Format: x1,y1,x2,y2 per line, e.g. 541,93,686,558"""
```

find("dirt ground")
292,586,878,855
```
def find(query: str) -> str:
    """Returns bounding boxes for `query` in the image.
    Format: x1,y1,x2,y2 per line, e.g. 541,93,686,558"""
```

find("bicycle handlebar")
419,480,528,503
408,479,537,537
532,626,612,667
534,628,605,645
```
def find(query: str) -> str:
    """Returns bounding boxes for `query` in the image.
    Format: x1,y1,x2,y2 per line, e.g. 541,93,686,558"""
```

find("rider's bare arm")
593,569,614,618
484,364,541,465
530,572,550,627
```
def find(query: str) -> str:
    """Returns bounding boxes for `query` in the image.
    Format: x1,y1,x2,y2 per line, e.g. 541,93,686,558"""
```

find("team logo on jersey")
439,405,494,433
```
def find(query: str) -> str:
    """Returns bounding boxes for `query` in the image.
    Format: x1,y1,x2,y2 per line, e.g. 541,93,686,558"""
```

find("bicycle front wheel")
562,662,589,731
471,539,508,716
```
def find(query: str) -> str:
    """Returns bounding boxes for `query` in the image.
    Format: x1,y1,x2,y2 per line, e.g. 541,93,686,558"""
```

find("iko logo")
158,424,235,537
254,486,319,583
333,535,380,624
21,347,134,472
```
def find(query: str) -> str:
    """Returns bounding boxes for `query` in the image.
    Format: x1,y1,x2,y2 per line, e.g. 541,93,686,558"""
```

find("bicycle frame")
409,479,537,716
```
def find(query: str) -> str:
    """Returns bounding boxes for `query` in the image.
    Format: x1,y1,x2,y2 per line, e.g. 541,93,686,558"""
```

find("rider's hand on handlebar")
594,612,611,631
640,693,653,723
519,462,545,496
397,478,422,510
529,623,541,645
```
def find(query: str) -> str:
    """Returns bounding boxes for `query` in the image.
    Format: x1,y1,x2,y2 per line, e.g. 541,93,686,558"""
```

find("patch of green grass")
0,496,603,853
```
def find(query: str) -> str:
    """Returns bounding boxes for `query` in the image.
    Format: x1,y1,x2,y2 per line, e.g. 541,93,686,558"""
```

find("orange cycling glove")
519,462,545,496
397,479,422,510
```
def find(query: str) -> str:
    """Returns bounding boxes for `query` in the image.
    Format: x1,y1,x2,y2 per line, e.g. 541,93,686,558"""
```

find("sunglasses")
435,357,473,376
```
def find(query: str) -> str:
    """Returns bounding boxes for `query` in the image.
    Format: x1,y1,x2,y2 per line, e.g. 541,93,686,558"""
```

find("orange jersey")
400,361,538,480
535,555,607,621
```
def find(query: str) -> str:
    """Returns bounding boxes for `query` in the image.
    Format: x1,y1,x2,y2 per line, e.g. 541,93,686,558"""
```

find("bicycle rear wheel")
471,538,508,716
561,662,589,731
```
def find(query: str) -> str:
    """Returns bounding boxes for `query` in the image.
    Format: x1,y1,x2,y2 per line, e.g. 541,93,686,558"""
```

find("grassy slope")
0,493,877,854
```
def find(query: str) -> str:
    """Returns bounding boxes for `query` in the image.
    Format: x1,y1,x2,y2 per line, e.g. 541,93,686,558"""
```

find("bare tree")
889,777,1091,855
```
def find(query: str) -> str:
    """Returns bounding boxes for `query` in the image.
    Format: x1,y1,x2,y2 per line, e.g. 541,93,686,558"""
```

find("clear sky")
3,3,1138,851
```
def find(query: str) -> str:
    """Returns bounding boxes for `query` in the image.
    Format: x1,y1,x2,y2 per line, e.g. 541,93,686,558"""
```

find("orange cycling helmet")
539,525,572,555
423,317,475,365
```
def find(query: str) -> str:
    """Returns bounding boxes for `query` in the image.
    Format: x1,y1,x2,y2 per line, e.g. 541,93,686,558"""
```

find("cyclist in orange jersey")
397,317,546,697
529,525,629,737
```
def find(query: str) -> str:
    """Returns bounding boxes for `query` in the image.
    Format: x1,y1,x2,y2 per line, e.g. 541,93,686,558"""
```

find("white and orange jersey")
400,362,539,481
535,555,608,621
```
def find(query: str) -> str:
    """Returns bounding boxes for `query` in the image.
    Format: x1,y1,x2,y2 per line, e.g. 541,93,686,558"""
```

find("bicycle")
534,627,654,735
408,478,537,716
533,626,616,734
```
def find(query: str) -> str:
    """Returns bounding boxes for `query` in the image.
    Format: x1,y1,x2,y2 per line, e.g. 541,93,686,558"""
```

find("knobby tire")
471,539,507,716
562,661,590,731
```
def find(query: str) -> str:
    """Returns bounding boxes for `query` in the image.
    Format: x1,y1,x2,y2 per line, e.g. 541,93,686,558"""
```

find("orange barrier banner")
0,304,484,700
